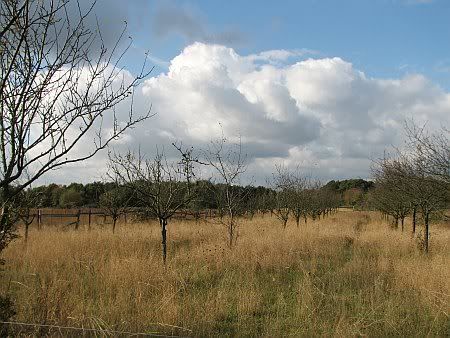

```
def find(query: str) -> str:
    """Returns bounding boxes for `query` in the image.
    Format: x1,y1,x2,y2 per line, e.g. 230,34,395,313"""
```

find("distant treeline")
323,179,375,193
27,179,375,209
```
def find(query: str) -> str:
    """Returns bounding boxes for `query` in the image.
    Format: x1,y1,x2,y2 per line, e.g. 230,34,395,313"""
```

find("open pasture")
1,210,449,336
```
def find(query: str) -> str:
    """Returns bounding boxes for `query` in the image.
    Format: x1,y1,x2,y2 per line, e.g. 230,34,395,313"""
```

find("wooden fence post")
37,209,42,230
75,209,81,230
88,209,92,230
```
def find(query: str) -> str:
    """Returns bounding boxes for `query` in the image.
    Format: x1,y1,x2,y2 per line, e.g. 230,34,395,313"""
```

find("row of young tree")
371,123,449,252
103,146,342,262
10,138,342,265
267,165,340,228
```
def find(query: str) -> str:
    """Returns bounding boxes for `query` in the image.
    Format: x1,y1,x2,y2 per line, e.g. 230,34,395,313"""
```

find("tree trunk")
412,207,416,235
161,218,168,264
0,187,14,253
228,217,234,248
112,218,117,234
295,214,300,227
25,223,30,243
401,217,404,232
424,211,429,253
37,209,42,230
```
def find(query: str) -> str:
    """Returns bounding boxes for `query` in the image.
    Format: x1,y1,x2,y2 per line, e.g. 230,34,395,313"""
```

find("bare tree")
372,160,411,230
203,134,247,247
268,165,293,229
400,159,448,251
404,121,449,183
108,147,197,264
17,188,42,242
372,121,450,252
253,190,272,218
288,171,309,227
99,185,130,234
303,180,323,221
404,122,449,250
242,187,256,220
0,0,152,252
412,176,448,252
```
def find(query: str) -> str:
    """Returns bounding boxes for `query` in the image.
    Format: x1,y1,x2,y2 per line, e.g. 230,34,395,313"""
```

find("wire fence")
0,321,191,337
19,208,221,230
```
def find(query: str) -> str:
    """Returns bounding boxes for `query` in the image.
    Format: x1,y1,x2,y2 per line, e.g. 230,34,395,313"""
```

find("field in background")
1,211,449,336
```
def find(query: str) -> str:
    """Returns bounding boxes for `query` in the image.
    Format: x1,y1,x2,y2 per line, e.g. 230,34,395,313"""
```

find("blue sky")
121,0,450,89
44,0,450,185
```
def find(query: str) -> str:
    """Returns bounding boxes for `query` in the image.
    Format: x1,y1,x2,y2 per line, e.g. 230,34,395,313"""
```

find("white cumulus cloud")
41,42,450,185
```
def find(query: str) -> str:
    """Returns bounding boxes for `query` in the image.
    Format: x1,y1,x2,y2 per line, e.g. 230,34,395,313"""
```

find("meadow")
0,210,449,337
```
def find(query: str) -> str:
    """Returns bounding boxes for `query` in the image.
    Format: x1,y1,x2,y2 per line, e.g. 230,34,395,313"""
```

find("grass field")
1,210,449,337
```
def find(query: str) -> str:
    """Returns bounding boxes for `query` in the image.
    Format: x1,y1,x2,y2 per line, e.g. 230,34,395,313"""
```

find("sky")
40,0,450,186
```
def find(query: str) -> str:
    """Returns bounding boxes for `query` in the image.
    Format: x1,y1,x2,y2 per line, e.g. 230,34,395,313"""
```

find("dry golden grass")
1,210,449,336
